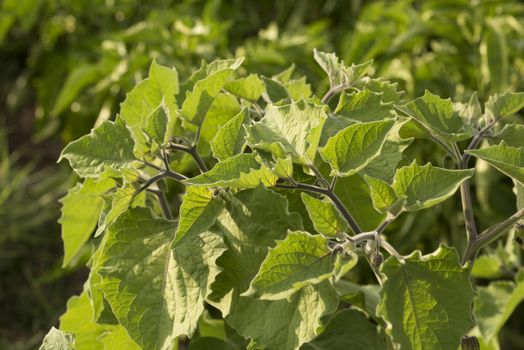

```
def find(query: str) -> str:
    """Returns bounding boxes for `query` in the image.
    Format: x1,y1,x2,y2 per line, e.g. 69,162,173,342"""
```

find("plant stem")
136,170,186,196
321,83,346,104
462,208,524,264
149,189,173,220
274,181,362,234
169,142,208,172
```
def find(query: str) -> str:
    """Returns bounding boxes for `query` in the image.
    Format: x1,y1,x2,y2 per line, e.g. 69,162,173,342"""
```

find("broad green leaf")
198,93,242,156
313,49,372,88
97,208,226,349
335,89,394,122
466,142,524,185
95,184,145,237
301,193,349,236
226,282,339,350
455,92,482,128
379,245,475,350
396,90,473,141
182,68,237,124
58,118,136,178
60,291,139,350
183,153,278,188
333,280,380,317
174,186,224,244
244,230,356,300
120,61,179,144
496,123,524,148
59,177,115,266
210,108,249,161
392,162,474,211
474,270,524,341
224,74,265,101
485,91,524,120
287,77,312,101
208,187,303,308
320,120,395,176
261,76,290,102
364,175,399,214
334,175,385,231
359,134,413,182
39,327,74,350
357,78,403,104
301,309,386,350
247,100,327,165
143,104,169,146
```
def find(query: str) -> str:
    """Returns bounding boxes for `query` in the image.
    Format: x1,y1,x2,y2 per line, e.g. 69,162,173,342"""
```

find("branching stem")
321,83,346,104
168,142,208,172
462,208,524,264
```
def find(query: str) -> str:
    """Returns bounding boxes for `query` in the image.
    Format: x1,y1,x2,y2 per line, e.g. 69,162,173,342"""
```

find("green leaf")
208,187,303,308
261,76,290,102
182,68,237,124
466,141,524,185
301,309,386,350
175,186,224,244
97,208,226,349
379,246,474,350
226,282,339,350
95,184,145,237
359,134,413,182
496,123,524,148
58,118,136,178
143,104,169,146
60,291,139,350
59,177,115,266
300,193,349,236
333,280,380,317
474,270,524,341
287,77,312,101
334,175,385,231
210,108,249,161
320,120,395,176
39,327,74,350
335,89,394,122
364,175,399,214
391,162,474,211
224,74,265,101
183,153,278,188
313,49,372,88
396,90,473,141
485,91,524,120
120,61,179,145
244,230,356,300
247,100,327,165
471,254,504,279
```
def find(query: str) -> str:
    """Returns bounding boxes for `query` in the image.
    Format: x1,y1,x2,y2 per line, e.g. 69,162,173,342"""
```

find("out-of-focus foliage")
2,0,524,348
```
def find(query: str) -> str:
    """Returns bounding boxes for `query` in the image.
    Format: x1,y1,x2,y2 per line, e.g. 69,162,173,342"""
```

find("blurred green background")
2,0,524,348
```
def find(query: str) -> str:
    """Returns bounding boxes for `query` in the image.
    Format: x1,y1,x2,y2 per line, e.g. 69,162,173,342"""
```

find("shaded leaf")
210,108,249,161
301,193,349,236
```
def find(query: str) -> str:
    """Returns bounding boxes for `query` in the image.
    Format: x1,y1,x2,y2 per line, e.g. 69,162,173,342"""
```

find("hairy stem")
321,83,346,104
462,208,524,264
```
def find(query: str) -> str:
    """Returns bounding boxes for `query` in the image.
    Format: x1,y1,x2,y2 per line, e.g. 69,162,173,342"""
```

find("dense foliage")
2,0,524,349
42,49,524,350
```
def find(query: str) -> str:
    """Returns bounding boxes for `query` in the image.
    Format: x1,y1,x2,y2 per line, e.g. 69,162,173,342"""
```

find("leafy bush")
43,50,524,350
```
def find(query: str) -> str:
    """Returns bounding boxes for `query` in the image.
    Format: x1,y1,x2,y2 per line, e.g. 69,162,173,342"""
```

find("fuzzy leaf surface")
320,120,395,176
379,246,475,350
466,141,524,185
